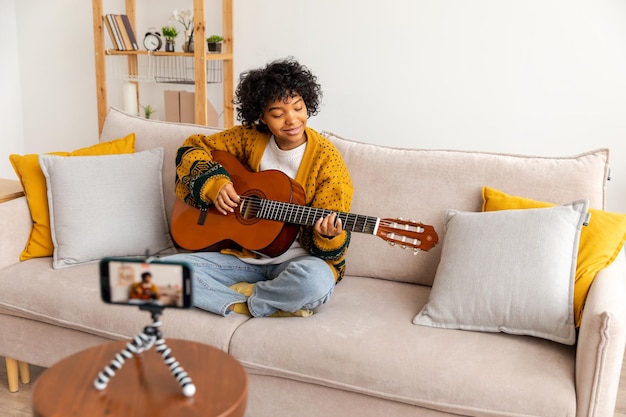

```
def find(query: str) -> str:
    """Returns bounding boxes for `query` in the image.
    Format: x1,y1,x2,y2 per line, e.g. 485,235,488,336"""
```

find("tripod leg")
93,331,154,391
155,338,196,397
94,348,133,390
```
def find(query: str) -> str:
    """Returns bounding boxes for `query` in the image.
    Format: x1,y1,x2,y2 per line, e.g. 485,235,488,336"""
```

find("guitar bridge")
197,208,208,226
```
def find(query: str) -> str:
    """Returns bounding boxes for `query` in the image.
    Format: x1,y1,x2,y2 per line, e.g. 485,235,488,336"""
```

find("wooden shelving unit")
92,0,234,133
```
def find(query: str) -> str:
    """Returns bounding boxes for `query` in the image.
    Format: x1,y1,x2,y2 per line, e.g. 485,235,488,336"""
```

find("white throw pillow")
39,148,175,269
413,200,589,345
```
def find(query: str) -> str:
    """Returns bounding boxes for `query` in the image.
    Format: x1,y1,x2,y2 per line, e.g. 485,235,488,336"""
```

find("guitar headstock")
376,218,439,253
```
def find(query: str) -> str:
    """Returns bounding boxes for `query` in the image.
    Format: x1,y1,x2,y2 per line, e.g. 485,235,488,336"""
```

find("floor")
1,353,626,416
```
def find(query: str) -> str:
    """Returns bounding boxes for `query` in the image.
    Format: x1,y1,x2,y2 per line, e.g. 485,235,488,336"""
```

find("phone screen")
100,258,192,308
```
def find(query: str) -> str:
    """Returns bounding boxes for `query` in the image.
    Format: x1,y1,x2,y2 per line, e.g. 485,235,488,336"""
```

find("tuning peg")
413,248,420,255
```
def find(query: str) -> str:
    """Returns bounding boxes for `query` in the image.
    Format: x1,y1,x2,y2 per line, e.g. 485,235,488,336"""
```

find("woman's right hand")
214,183,240,215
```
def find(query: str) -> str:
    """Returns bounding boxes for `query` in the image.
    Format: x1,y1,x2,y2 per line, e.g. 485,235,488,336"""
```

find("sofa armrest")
576,248,626,417
0,197,32,270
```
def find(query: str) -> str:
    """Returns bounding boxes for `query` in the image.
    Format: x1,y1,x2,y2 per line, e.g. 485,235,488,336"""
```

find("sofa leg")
5,357,30,392
19,360,30,384
6,357,18,392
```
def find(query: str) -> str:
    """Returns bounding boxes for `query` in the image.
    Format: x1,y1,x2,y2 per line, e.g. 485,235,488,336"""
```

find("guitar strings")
237,196,424,230
234,196,432,250
236,195,378,233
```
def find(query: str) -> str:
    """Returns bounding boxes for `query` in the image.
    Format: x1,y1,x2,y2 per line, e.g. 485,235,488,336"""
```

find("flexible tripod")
93,305,196,397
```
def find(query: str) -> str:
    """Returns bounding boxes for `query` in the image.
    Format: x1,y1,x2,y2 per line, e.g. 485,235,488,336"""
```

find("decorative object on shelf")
172,9,193,31
207,35,224,53
172,9,194,53
162,26,179,52
182,28,194,53
123,82,138,115
143,28,162,52
142,104,156,119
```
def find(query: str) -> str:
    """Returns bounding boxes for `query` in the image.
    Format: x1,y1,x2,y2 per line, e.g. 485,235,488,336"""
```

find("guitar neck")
246,197,380,235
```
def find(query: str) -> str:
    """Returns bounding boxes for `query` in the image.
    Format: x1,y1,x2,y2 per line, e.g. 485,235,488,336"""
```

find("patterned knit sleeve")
175,130,250,209
299,140,354,281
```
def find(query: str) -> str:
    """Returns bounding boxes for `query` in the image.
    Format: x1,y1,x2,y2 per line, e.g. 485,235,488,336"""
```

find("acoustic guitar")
171,150,438,257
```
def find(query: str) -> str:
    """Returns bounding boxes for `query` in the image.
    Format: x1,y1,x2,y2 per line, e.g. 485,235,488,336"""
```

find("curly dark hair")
234,57,323,133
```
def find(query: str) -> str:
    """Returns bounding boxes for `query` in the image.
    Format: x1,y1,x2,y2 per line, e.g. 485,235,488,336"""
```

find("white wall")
0,0,24,179
4,0,626,212
0,0,99,184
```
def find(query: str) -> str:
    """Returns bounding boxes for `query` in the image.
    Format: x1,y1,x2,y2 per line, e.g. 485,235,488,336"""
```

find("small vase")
165,40,175,52
182,29,194,53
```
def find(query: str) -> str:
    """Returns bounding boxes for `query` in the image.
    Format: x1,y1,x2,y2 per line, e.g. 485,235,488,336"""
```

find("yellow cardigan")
175,126,354,281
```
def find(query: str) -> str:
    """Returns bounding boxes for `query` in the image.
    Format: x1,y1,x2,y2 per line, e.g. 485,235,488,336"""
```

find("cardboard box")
164,90,180,122
179,91,195,124
164,90,219,126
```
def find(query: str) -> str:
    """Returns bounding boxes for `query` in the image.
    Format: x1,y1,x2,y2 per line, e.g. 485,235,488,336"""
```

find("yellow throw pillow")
9,134,136,261
482,186,626,327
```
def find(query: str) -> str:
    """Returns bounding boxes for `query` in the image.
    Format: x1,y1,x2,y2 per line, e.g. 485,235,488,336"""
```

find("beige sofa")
2,107,626,417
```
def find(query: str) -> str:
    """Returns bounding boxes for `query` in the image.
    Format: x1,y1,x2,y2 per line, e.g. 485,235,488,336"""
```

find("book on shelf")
103,14,121,50
111,14,126,50
114,14,135,51
103,14,138,51
120,15,139,50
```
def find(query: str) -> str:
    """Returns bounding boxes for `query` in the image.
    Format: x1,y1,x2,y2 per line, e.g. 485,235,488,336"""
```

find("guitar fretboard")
241,196,380,235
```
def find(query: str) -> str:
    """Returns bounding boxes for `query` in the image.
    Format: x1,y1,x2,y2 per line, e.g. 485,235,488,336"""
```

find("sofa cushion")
99,108,222,225
8,134,136,261
230,276,576,417
39,149,174,269
482,186,626,327
323,131,609,286
413,200,588,345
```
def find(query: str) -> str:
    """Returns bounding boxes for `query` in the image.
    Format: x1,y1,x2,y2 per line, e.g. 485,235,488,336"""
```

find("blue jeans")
165,252,336,317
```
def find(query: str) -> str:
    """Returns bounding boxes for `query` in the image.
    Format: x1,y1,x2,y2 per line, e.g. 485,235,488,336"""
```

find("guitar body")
171,151,306,257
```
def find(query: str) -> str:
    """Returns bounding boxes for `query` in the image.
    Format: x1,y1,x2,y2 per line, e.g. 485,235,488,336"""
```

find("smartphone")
100,257,193,308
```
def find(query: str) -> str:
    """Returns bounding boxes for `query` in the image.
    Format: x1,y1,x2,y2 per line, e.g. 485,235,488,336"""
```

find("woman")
168,57,353,317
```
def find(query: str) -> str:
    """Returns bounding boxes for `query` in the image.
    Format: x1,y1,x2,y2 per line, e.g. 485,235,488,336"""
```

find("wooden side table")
0,178,24,203
32,338,248,417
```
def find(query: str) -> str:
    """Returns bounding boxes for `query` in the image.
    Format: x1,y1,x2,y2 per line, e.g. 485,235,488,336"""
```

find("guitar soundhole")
238,191,264,224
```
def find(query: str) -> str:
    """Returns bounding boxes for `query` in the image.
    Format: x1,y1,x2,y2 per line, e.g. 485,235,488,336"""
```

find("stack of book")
103,14,138,51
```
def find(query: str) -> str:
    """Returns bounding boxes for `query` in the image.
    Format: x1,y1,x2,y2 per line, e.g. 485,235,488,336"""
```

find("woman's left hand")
315,213,343,238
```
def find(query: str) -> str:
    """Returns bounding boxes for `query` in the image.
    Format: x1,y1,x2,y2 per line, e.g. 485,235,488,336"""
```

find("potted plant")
142,104,156,119
162,26,179,52
206,35,224,53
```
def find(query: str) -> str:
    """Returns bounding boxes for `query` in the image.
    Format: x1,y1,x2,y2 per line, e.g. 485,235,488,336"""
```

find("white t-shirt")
241,136,309,264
